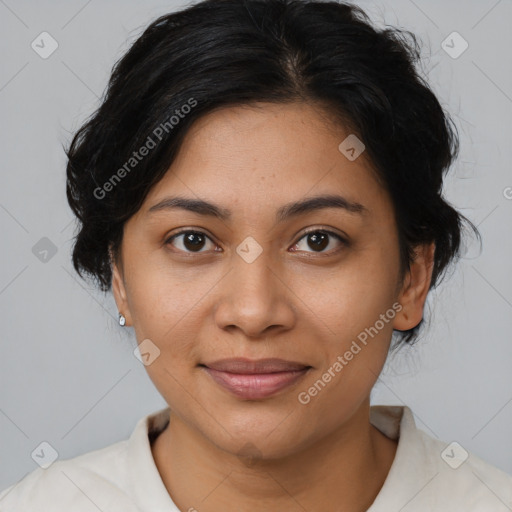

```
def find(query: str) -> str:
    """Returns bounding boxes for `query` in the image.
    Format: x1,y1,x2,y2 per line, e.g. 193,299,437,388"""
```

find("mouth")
199,358,312,400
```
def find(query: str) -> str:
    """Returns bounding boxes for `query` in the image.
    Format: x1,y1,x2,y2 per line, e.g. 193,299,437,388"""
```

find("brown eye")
165,230,217,253
291,230,347,254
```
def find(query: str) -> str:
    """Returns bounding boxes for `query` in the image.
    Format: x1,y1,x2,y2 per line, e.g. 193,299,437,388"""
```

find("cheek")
305,254,399,343
125,252,205,327
125,260,226,369
295,270,397,427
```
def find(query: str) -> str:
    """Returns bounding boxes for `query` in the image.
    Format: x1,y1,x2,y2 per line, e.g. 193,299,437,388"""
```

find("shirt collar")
367,405,438,511
126,404,417,511
127,405,178,511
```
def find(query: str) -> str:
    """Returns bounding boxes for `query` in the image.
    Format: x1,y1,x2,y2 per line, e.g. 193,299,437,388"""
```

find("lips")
199,358,312,400
203,357,310,374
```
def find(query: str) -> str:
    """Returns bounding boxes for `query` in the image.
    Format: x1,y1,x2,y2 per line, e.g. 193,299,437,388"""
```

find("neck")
151,399,397,512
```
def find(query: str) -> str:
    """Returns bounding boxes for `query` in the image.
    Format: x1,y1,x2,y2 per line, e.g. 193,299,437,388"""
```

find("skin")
111,101,435,512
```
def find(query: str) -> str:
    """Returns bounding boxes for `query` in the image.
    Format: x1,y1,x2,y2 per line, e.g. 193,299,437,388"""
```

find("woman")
1,0,511,510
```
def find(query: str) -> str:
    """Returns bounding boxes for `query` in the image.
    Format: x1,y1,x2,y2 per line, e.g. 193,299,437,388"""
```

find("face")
112,101,434,460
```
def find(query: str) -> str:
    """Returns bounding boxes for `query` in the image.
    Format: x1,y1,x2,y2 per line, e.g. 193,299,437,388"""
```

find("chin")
203,419,311,463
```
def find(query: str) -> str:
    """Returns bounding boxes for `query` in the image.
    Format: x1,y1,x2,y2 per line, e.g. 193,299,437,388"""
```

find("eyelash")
164,228,348,256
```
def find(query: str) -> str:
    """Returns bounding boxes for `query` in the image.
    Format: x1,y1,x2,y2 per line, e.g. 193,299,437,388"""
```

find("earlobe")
393,242,435,332
110,248,132,327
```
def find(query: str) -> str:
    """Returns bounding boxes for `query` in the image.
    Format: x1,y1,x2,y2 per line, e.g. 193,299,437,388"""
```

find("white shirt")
1,405,511,511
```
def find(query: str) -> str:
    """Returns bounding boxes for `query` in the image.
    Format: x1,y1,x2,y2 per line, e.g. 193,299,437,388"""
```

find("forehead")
139,102,391,221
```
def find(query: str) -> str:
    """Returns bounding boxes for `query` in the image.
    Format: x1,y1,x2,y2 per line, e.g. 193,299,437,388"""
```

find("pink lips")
200,358,311,400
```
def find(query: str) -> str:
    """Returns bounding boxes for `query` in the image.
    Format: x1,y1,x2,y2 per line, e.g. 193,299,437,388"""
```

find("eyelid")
166,227,214,240
296,226,348,243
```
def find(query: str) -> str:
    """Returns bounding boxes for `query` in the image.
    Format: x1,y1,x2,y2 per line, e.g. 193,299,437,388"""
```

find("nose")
213,249,296,339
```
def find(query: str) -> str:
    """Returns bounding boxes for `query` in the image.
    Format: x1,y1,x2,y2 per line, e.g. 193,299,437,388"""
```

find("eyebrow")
147,194,369,222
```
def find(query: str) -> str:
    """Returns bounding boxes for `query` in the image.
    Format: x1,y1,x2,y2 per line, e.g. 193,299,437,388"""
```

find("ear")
393,242,435,331
110,247,133,327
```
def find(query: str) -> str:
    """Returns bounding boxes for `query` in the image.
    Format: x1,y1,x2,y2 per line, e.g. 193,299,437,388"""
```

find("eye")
290,229,347,254
165,228,347,255
165,230,219,253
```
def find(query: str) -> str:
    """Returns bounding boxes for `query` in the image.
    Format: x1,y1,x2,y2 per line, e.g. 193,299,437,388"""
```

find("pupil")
184,232,205,251
309,232,328,251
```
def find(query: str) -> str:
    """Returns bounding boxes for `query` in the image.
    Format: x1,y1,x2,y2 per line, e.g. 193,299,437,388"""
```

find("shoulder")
0,439,138,512
370,405,512,511
407,425,512,511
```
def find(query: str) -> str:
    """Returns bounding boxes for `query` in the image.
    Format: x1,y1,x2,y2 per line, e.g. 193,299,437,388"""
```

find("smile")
199,358,312,400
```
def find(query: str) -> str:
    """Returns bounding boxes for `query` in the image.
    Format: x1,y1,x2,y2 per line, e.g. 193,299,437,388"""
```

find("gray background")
1,0,511,492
